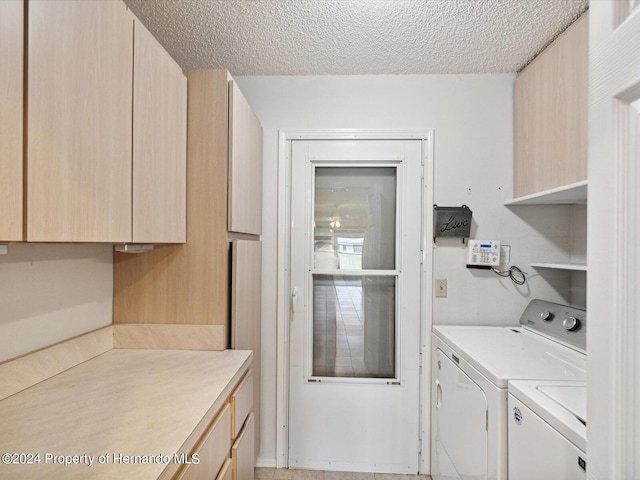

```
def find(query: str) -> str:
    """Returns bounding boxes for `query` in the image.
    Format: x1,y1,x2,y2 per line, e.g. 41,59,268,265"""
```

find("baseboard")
255,456,277,468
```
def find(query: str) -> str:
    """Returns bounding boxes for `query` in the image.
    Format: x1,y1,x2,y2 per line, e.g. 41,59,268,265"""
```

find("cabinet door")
231,240,261,350
132,20,187,243
0,0,23,241
513,12,588,197
231,239,261,460
232,412,255,480
228,81,263,235
27,0,133,242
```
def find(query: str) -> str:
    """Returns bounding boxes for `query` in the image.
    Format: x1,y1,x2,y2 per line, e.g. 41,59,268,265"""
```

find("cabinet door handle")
435,379,442,408
291,287,299,315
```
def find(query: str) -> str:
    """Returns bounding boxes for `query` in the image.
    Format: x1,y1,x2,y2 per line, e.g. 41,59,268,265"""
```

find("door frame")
588,4,640,478
275,129,435,473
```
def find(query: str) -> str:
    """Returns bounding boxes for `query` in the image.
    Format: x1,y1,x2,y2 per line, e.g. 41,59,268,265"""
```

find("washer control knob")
540,311,553,321
563,316,580,331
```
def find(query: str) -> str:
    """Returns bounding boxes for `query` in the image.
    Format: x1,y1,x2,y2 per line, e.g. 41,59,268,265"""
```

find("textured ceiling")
123,0,588,75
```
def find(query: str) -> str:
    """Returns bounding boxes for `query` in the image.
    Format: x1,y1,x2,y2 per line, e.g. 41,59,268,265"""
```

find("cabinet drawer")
216,458,233,480
231,369,253,439
178,403,231,480
232,412,255,480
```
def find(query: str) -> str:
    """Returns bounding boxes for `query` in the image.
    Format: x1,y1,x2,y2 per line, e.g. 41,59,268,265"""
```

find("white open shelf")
504,180,587,206
531,262,587,272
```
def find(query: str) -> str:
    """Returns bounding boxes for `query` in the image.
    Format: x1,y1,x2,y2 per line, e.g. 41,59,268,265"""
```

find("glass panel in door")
313,167,396,270
312,166,398,379
312,274,396,378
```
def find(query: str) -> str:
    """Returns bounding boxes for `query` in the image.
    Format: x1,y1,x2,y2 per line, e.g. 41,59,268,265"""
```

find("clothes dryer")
431,299,586,480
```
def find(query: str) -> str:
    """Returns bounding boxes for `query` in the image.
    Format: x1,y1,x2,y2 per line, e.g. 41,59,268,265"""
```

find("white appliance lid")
508,380,587,452
432,325,587,388
538,384,587,423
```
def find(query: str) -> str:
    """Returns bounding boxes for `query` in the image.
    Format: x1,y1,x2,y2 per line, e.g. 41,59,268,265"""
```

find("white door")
588,3,640,479
288,139,423,474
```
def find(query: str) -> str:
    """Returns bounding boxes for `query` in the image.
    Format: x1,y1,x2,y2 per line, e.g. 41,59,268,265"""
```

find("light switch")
435,278,447,298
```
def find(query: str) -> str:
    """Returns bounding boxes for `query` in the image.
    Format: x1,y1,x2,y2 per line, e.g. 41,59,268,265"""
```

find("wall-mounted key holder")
433,204,472,243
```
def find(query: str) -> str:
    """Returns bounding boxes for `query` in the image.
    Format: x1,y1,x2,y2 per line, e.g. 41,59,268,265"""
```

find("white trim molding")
588,4,640,479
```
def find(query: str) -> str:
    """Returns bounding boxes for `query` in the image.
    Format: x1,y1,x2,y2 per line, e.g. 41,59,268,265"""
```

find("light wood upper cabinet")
27,0,133,242
114,71,230,327
513,12,588,198
132,20,187,244
228,81,263,236
24,1,186,243
114,71,262,329
0,0,23,242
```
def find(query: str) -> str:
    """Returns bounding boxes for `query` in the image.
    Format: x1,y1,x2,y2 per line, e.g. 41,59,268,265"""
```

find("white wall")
0,244,113,363
235,74,577,465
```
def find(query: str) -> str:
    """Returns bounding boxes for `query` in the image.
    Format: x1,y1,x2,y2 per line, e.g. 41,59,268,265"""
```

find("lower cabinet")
175,369,254,480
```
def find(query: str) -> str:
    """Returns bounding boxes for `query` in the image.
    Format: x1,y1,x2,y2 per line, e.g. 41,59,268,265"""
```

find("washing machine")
507,379,586,479
431,299,587,480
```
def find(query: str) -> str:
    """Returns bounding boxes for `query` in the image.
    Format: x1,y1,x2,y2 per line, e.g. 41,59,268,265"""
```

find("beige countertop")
0,348,252,479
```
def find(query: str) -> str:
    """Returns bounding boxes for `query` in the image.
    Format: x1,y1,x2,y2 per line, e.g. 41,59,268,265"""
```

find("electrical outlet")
435,278,447,298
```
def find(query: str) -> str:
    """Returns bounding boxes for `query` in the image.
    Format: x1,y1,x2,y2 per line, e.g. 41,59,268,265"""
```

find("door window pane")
314,167,396,270
312,274,396,378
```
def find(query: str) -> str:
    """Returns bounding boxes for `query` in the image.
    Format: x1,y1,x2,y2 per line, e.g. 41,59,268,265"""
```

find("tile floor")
255,467,431,479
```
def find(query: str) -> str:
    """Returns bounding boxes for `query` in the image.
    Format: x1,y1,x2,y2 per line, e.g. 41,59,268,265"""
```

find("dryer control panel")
520,299,586,352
